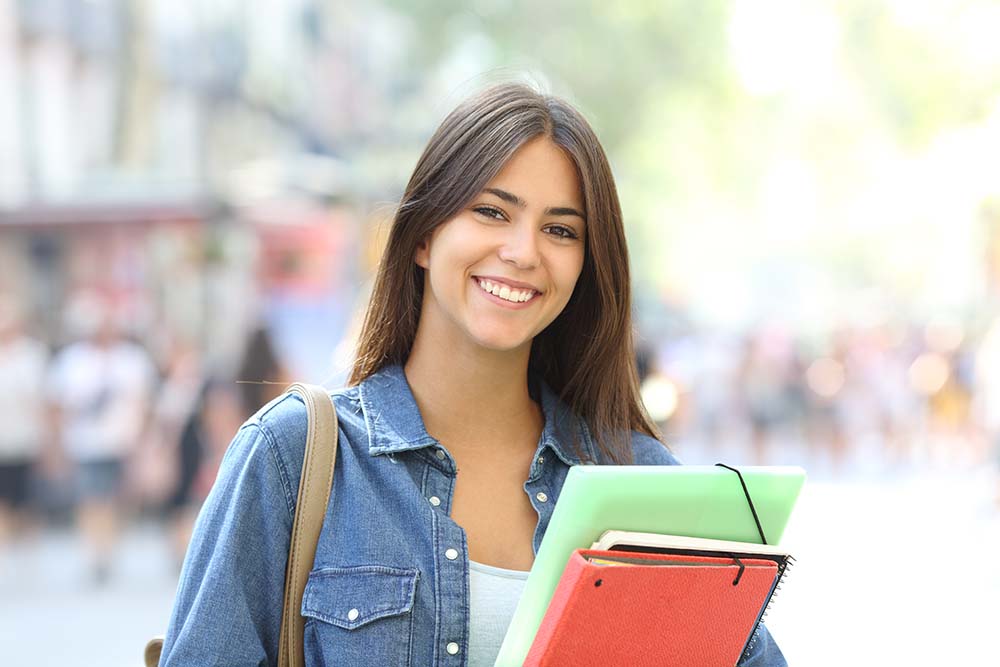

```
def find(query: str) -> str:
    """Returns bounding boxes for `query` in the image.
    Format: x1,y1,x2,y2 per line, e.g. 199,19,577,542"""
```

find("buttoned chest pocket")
301,565,419,666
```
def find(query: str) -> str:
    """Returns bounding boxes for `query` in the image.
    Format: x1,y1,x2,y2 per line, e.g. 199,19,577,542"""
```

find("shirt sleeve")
159,420,296,667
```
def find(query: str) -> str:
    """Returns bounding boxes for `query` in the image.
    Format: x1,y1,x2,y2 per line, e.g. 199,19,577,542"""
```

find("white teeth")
477,279,535,303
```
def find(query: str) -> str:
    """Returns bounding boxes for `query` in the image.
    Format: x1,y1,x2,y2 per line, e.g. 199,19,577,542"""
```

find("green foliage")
377,0,735,153
840,0,1000,147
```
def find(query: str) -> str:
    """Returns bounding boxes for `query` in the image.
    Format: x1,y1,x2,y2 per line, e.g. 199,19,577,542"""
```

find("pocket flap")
302,565,419,630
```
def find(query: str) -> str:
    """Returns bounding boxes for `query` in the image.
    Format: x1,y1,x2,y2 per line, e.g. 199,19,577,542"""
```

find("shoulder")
30,338,50,361
52,341,84,363
253,384,362,440
248,385,363,490
7,337,47,366
14,336,48,357
629,430,682,466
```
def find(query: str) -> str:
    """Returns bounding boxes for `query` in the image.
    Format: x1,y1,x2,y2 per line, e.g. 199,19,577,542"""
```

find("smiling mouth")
473,277,539,304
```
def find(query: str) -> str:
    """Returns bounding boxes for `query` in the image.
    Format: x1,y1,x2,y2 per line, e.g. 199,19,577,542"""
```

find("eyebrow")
483,187,586,221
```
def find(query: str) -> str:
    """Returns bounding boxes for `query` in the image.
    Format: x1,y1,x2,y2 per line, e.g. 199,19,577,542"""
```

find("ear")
414,235,431,269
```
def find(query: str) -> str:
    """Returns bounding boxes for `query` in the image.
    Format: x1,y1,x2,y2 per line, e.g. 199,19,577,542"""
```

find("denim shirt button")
445,548,459,560
446,642,460,655
435,449,446,460
347,608,359,621
429,496,441,507
536,492,548,503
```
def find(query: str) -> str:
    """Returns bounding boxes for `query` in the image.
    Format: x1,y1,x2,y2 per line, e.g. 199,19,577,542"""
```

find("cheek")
426,248,474,305
430,223,480,269
561,251,586,294
545,254,585,319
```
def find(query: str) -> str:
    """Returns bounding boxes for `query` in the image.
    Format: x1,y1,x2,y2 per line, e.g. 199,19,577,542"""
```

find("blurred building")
0,0,370,381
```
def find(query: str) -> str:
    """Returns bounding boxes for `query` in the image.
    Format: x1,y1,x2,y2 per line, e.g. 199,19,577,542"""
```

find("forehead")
487,137,583,209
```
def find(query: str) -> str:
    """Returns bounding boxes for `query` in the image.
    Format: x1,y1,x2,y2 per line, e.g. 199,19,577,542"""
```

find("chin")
467,326,534,353
475,337,532,354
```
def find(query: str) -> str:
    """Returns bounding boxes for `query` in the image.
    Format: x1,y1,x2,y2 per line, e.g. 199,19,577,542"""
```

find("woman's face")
415,136,586,355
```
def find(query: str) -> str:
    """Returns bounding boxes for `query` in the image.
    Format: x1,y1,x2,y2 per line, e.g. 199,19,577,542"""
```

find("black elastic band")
731,555,745,586
715,463,768,545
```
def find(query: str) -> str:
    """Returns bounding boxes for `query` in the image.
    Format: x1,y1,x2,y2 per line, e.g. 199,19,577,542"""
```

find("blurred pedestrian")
46,290,156,583
737,328,796,465
0,294,48,545
143,337,204,568
235,325,293,419
159,375,244,570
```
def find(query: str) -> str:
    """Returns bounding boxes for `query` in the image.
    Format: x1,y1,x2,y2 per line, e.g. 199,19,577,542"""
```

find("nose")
497,221,541,270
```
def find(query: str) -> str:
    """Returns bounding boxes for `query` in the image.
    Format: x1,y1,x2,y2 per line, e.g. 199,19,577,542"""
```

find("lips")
472,275,542,293
476,278,536,303
472,276,541,306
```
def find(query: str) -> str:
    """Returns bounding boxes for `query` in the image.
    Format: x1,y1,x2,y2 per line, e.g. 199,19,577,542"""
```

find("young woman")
160,83,787,666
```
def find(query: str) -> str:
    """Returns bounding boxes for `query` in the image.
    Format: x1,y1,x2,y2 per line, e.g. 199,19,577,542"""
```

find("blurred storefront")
0,196,358,382
0,201,233,356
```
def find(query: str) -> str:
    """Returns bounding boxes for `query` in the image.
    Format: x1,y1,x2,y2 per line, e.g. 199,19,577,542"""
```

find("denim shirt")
160,364,786,666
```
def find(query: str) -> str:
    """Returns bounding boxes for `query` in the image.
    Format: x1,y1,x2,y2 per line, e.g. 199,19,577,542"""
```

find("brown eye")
546,225,579,240
473,206,506,220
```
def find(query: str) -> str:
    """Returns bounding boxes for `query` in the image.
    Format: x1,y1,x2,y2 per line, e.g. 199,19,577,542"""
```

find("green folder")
494,465,806,667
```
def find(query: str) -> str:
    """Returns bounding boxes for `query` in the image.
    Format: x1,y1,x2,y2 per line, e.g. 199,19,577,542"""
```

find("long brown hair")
349,82,663,463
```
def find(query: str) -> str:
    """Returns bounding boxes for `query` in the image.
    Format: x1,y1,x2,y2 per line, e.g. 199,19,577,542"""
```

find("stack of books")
522,530,794,667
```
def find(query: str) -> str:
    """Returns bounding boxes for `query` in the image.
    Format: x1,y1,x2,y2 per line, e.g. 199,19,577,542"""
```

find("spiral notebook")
523,548,786,667
590,530,795,660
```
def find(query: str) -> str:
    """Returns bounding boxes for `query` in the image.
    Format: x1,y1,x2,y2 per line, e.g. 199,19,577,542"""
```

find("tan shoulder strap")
278,383,338,667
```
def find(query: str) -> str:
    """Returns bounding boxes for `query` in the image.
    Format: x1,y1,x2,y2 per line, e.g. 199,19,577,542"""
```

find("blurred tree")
376,0,735,154
839,0,1000,148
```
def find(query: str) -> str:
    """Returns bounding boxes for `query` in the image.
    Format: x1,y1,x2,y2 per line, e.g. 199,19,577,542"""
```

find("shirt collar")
357,363,593,465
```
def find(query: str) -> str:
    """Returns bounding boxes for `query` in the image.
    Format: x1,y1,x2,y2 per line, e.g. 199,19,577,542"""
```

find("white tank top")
467,559,530,667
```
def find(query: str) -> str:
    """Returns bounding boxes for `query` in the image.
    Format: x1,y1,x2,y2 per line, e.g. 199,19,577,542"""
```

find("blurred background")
0,0,998,665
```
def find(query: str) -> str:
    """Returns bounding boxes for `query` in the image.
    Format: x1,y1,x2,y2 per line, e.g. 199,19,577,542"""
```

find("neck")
403,323,541,455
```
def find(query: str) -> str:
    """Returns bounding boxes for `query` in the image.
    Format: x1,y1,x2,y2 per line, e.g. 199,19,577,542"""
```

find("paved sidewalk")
0,522,178,667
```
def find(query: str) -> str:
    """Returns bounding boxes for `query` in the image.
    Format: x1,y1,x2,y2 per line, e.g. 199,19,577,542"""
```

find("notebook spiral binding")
741,555,795,662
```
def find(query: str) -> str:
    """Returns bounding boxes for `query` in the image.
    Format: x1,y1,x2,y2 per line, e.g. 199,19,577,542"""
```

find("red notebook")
523,549,780,667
